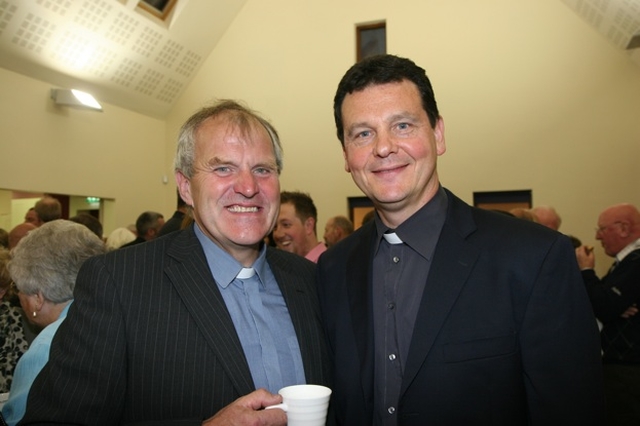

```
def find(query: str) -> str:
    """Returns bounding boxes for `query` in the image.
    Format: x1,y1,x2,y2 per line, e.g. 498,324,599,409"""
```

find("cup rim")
278,384,332,400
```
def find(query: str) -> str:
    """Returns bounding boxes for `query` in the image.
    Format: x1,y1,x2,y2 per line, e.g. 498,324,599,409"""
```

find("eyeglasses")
595,221,622,233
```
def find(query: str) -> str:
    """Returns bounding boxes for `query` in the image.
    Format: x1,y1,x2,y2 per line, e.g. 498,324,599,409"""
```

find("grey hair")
8,220,106,303
174,99,283,179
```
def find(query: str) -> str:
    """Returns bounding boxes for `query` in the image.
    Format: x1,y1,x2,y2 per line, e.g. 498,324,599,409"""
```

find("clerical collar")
236,267,256,279
373,186,448,259
382,232,403,244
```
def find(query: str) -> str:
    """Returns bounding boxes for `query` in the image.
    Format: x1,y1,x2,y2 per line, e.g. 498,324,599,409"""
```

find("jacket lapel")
345,222,376,405
164,227,255,396
400,191,480,396
267,248,326,385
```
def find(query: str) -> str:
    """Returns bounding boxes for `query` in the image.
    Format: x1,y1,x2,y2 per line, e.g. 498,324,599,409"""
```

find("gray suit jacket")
21,226,331,425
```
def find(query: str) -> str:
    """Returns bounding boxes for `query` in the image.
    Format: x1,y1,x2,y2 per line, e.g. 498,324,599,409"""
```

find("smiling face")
176,114,280,265
341,80,446,228
273,202,313,256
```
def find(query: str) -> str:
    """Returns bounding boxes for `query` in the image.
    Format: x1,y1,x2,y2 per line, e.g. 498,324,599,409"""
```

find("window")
137,0,177,21
356,22,386,62
473,190,532,212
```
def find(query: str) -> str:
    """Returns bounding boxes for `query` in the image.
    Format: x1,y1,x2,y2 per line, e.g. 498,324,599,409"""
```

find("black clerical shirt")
372,187,448,426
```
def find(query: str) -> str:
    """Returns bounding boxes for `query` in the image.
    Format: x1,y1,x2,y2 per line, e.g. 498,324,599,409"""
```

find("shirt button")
392,256,400,263
388,353,396,361
387,302,395,310
388,406,396,414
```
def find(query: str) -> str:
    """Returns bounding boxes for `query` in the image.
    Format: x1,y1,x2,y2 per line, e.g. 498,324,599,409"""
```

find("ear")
34,292,45,311
175,171,194,206
304,216,316,235
434,117,446,156
619,221,631,237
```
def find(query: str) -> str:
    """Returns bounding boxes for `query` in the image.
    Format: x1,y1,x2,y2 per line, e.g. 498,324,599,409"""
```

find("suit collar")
165,226,255,395
401,190,480,395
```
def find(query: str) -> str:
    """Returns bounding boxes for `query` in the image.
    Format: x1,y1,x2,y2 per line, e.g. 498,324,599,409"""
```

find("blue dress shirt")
194,224,306,393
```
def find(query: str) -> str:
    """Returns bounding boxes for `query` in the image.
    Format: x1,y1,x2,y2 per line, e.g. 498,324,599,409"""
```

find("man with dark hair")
33,196,62,226
158,190,189,237
273,191,326,262
21,100,330,425
317,54,604,425
69,213,104,240
120,211,164,248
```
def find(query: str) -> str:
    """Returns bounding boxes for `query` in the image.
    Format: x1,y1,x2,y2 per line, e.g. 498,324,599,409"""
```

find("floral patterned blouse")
0,299,28,393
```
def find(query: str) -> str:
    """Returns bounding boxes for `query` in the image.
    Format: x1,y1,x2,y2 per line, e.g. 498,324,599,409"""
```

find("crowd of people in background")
0,54,638,426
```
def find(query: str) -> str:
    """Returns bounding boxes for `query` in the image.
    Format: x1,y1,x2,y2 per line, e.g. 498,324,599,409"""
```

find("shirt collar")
616,238,640,263
373,186,448,260
194,223,268,289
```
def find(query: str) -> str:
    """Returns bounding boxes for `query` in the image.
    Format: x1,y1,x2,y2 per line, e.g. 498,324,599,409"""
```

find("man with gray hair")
323,215,354,248
22,100,330,426
531,205,562,230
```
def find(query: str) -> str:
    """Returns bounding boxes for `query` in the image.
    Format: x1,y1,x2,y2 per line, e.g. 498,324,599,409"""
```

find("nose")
234,169,259,197
373,130,398,158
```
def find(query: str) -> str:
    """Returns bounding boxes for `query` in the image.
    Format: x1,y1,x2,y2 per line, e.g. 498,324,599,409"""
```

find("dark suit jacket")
21,226,331,426
317,189,604,425
582,248,640,363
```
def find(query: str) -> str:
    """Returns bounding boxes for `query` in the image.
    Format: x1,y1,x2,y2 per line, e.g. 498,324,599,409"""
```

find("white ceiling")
0,0,247,118
0,0,638,119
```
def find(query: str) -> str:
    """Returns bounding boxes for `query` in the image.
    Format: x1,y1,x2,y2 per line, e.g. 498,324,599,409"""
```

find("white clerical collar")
236,267,256,279
382,232,403,245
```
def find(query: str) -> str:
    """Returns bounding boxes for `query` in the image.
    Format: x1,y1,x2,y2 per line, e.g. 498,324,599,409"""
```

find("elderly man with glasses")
576,203,640,426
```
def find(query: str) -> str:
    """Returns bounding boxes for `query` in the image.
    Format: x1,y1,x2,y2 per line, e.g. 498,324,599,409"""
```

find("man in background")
120,211,164,248
323,215,353,248
33,196,62,226
576,203,640,425
21,100,330,425
273,191,326,263
8,223,36,249
532,205,562,230
158,190,189,237
317,54,603,425
23,208,38,226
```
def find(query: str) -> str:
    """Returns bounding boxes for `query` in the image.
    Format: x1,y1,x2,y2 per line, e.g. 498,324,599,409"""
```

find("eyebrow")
346,112,419,137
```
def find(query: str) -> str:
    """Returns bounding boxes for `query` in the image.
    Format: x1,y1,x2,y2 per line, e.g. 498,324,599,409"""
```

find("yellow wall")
0,0,638,277
166,0,640,276
0,68,170,232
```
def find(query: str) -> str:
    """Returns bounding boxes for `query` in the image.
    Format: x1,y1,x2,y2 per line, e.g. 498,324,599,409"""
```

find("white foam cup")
265,384,332,426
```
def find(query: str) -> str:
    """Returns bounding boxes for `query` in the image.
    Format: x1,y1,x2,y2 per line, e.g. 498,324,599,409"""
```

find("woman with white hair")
1,220,105,425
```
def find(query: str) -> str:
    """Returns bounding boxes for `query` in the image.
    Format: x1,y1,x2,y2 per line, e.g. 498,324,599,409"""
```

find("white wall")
166,0,640,276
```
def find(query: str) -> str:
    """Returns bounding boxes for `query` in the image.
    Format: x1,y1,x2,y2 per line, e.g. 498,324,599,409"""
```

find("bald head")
596,203,640,257
532,206,561,231
9,222,37,249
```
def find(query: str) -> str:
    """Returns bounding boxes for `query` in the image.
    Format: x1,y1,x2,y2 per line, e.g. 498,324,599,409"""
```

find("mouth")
227,205,260,213
372,163,407,175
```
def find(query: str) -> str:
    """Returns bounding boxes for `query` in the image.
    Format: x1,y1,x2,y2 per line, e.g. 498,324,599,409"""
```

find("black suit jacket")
582,248,640,363
21,226,331,425
317,189,604,425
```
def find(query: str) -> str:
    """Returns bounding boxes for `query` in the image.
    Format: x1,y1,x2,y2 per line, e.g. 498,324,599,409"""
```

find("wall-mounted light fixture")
50,88,103,112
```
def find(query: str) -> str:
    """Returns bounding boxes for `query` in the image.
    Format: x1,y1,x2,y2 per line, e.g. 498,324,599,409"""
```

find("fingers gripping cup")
266,384,332,425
